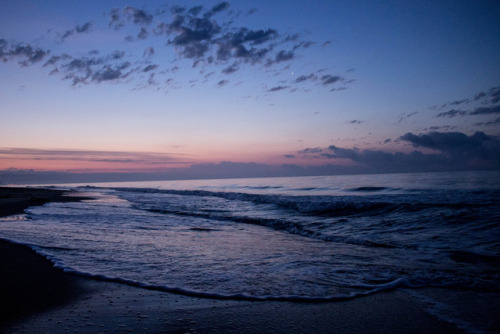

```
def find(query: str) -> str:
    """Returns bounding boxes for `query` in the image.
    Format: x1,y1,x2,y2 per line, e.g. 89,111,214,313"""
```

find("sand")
0,187,465,333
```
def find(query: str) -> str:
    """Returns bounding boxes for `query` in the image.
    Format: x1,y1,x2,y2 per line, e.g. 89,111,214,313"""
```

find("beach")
0,186,481,333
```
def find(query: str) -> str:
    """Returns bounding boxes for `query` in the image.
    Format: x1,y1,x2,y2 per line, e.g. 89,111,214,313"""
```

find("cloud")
274,50,294,63
399,131,500,159
284,154,295,159
297,131,500,172
217,79,229,87
222,64,239,74
475,85,500,104
396,111,418,124
137,27,149,40
0,42,49,67
61,22,93,40
124,7,153,25
1,2,352,93
298,147,323,154
321,75,342,86
295,74,317,83
188,6,204,16
436,109,466,118
469,105,500,115
203,2,230,18
474,117,500,126
0,148,191,173
143,64,158,72
143,47,155,57
267,85,289,92
435,103,499,118
449,98,469,106
347,120,364,124
433,85,500,119
57,51,132,86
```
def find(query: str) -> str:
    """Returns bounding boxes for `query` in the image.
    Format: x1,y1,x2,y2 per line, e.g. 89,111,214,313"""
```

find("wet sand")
0,187,461,333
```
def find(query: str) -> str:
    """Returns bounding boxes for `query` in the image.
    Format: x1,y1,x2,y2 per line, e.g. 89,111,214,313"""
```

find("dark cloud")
490,87,500,104
143,64,158,72
474,91,487,101
108,8,123,29
188,6,204,16
400,131,500,163
422,125,457,132
436,109,466,118
61,22,93,40
143,47,155,58
321,75,342,86
1,3,352,92
292,41,314,50
124,7,153,25
294,131,500,172
92,62,131,83
233,28,278,45
222,64,238,74
449,98,469,106
203,2,230,18
55,51,132,86
474,117,500,126
274,50,294,63
170,6,186,15
433,85,500,118
396,111,418,124
267,85,289,92
298,147,323,154
217,79,228,87
0,42,49,67
137,27,149,40
165,14,222,59
474,85,500,104
295,74,317,83
348,120,364,124
215,28,277,64
284,154,295,159
469,105,500,115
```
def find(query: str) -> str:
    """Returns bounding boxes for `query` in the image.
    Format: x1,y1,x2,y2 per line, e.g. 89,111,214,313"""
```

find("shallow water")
1,171,499,301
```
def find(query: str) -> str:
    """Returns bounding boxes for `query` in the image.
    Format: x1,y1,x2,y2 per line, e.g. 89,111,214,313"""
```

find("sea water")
1,171,499,302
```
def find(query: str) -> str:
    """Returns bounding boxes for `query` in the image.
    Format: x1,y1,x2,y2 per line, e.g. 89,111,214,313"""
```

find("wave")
348,186,392,192
144,207,397,248
106,186,497,220
17,240,411,302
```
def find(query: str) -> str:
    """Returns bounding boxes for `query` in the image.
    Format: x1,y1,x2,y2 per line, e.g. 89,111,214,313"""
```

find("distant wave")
348,186,393,192
105,186,496,216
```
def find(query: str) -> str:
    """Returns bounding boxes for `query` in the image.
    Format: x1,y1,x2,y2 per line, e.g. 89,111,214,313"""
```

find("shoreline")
0,186,467,333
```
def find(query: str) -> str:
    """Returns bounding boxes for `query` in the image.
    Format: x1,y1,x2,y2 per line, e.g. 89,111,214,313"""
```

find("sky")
1,0,500,183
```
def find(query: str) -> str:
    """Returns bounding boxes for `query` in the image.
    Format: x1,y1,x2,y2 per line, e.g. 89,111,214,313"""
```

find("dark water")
1,171,499,304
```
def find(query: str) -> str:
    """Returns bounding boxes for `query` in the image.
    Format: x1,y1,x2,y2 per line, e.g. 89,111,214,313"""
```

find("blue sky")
1,0,499,182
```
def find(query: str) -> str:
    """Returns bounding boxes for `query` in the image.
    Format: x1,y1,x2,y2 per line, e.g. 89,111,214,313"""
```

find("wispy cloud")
433,85,500,123
61,22,93,41
0,148,192,172
267,85,289,92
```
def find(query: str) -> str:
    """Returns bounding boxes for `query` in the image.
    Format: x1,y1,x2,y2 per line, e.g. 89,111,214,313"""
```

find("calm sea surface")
1,171,499,303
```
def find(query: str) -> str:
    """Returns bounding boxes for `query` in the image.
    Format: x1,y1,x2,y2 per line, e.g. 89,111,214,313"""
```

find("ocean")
1,171,499,304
